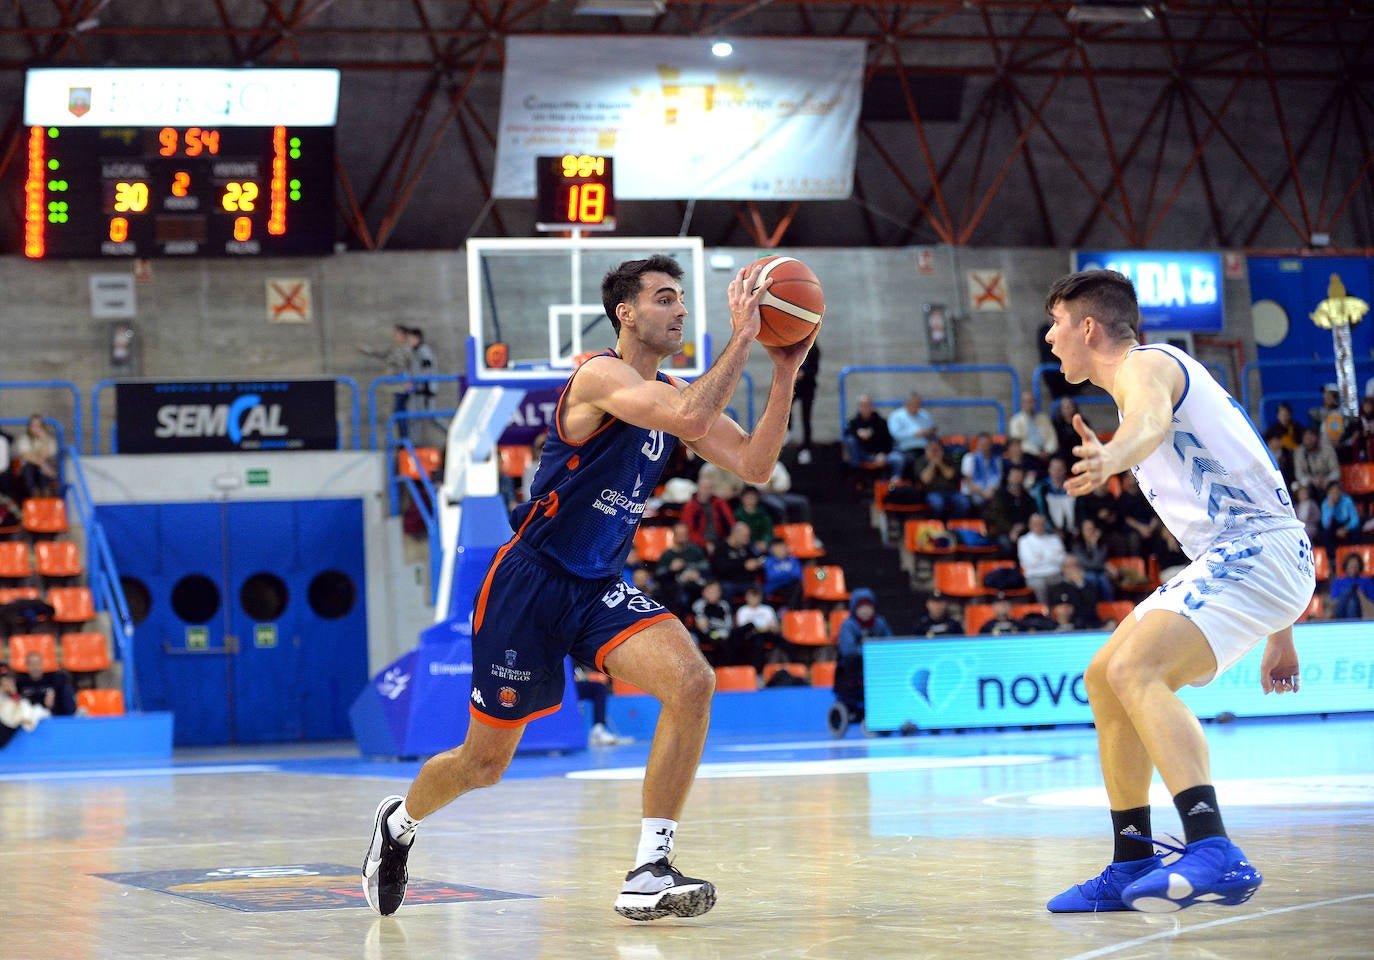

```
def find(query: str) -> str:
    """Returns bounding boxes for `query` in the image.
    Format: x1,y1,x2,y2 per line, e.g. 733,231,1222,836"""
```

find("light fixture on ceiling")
573,0,665,16
1066,2,1156,24
710,38,734,58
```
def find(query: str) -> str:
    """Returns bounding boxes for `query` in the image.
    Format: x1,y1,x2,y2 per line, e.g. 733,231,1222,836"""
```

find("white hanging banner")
494,36,863,201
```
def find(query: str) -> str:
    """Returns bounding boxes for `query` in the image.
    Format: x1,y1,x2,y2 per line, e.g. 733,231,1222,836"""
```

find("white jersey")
1127,343,1300,559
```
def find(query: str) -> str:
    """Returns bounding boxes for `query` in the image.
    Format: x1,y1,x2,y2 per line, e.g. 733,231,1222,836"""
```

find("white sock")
635,818,677,868
386,800,421,846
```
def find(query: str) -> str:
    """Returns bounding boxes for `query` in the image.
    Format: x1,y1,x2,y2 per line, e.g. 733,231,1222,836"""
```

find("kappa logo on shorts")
498,686,519,708
471,688,486,707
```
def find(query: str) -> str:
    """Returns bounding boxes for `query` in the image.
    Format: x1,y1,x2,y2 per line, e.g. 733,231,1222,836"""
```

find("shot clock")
22,67,338,259
535,154,616,231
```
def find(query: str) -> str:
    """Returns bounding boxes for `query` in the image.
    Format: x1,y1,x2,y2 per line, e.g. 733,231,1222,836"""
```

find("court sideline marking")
1058,892,1374,960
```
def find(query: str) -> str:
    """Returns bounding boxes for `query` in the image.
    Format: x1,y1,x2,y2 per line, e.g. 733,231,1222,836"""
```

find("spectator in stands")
1293,426,1340,499
16,651,76,717
1340,409,1371,465
630,566,676,615
1047,557,1104,630
1049,590,1085,632
918,437,970,519
888,391,938,480
575,668,633,747
1155,527,1190,583
1357,396,1374,462
405,326,441,443
791,343,820,465
978,593,1021,635
1294,484,1321,544
1312,385,1347,449
689,581,733,666
1018,511,1067,606
985,463,1038,553
1073,474,1120,541
960,432,1003,510
680,474,734,552
1008,390,1058,461
1,668,50,750
1329,552,1374,620
729,586,781,674
709,521,764,601
1032,455,1077,536
1263,401,1301,452
911,590,962,637
1071,517,1117,601
1000,436,1043,487
1320,480,1361,556
1266,433,1296,496
357,324,413,439
843,395,897,479
837,588,894,658
759,459,811,525
1051,396,1083,465
1117,470,1161,558
16,414,61,498
762,538,804,610
655,521,711,613
732,486,775,550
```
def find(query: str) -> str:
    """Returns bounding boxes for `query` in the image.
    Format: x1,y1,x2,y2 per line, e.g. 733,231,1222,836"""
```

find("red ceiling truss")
2,0,1372,252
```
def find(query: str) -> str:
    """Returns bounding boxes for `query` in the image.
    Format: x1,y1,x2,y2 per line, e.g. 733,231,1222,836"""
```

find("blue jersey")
509,353,679,579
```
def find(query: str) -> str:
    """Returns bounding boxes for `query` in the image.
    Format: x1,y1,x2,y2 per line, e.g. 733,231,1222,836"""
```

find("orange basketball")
750,255,825,347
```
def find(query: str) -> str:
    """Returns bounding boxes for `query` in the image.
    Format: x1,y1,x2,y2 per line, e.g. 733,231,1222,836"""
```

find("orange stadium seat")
962,603,996,635
498,445,534,479
48,586,95,626
21,497,68,536
9,633,58,673
775,523,825,560
828,607,849,640
0,586,41,605
714,665,759,692
35,540,82,579
932,560,984,599
809,660,836,688
633,525,676,563
76,688,125,716
1313,546,1331,583
1096,600,1136,625
781,609,832,655
0,542,33,580
1296,594,1322,623
801,565,850,604
61,631,113,677
397,446,442,481
1335,544,1374,575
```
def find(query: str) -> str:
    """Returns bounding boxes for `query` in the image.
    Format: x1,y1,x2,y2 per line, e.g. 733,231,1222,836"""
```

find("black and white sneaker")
613,858,716,921
362,795,411,916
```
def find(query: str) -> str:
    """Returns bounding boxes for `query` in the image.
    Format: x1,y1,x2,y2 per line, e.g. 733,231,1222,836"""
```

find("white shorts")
1133,525,1315,687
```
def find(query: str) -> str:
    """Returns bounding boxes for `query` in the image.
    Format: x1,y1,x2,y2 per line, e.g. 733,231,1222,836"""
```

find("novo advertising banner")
1072,250,1224,332
864,621,1374,732
114,379,338,453
494,36,863,201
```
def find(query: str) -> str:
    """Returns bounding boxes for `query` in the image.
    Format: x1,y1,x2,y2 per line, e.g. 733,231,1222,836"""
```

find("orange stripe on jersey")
594,611,676,672
470,699,563,729
555,350,621,447
471,539,516,635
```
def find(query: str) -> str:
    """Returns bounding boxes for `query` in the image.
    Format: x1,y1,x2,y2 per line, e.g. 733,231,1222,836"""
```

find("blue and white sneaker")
1121,836,1262,913
1047,855,1164,912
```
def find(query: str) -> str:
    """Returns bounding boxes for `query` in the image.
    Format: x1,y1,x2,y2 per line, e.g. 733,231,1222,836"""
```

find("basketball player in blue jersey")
363,254,818,921
1041,270,1313,914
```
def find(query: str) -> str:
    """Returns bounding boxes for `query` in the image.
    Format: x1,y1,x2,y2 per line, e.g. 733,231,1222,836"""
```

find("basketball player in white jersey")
1041,269,1314,914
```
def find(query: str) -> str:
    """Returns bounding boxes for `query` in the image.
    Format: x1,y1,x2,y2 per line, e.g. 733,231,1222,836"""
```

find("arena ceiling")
2,0,1372,252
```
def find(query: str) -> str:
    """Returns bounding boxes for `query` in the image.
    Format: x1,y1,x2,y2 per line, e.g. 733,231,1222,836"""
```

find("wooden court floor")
1,714,1371,960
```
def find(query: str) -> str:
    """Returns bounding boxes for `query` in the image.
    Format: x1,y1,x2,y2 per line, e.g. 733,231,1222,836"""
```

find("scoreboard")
22,67,338,260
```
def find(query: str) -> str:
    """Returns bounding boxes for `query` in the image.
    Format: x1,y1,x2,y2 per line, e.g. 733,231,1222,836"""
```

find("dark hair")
1044,269,1140,342
408,326,424,341
601,254,684,334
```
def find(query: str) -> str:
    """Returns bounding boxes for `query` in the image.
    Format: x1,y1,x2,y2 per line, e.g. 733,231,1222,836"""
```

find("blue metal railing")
366,374,465,450
0,380,81,453
63,446,139,711
387,436,444,605
1031,359,1229,416
838,365,1021,435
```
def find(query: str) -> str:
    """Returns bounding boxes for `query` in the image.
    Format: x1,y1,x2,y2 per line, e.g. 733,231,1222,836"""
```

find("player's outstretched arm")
1260,625,1300,694
1065,350,1180,496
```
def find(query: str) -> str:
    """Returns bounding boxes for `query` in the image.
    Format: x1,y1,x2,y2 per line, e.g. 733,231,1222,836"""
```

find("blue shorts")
468,541,673,727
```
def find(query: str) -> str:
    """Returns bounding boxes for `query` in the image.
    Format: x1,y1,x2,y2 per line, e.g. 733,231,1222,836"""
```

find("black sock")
1111,806,1156,862
1173,785,1226,844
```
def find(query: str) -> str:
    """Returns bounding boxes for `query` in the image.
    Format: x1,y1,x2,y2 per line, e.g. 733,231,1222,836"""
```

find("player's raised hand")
1065,413,1108,496
762,320,820,370
726,263,768,342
